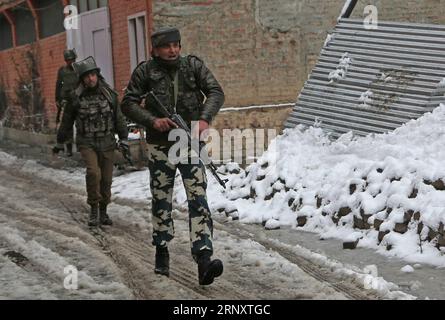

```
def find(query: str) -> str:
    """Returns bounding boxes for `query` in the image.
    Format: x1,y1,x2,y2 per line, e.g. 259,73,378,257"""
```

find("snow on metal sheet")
285,18,445,138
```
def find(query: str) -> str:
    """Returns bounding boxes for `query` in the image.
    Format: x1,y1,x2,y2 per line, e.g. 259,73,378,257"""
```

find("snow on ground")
208,104,445,268
4,104,445,298
0,153,354,300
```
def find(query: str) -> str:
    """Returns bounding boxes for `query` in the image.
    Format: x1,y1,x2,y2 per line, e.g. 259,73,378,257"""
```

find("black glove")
52,143,64,155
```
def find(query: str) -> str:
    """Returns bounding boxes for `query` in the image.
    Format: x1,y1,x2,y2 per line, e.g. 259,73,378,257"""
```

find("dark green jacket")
121,55,224,145
55,65,78,104
57,80,128,151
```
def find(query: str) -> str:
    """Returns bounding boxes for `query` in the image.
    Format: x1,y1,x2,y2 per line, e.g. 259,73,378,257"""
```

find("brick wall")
2,0,445,136
351,0,445,24
0,32,66,130
108,0,148,96
152,0,345,108
37,32,68,126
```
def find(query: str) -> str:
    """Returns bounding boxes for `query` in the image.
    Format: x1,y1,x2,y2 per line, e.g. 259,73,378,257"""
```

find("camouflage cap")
151,27,181,48
64,49,77,61
72,56,101,78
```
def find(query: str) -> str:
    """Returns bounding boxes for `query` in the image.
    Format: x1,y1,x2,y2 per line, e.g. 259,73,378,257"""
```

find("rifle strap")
173,71,179,112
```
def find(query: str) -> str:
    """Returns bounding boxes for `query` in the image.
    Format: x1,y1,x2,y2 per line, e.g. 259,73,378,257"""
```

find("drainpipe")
26,0,40,41
146,0,153,56
338,0,358,20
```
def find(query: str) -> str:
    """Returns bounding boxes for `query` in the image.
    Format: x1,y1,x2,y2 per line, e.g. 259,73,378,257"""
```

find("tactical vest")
76,94,114,138
60,67,79,99
145,56,204,124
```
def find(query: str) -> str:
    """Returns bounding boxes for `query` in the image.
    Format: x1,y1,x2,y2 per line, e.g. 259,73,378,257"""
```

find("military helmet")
151,27,181,48
64,49,77,61
72,56,101,78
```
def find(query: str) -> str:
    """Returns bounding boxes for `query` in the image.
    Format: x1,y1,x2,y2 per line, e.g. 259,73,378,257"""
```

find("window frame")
127,12,148,72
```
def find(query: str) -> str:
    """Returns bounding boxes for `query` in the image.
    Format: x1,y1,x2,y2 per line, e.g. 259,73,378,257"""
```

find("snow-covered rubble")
209,104,445,267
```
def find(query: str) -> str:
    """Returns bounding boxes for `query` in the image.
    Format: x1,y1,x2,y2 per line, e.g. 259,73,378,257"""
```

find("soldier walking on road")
121,27,225,285
53,57,129,227
55,49,78,157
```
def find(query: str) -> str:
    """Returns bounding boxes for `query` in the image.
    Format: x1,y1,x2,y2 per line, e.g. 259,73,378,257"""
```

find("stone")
264,189,279,201
354,215,371,230
427,228,438,241
424,179,445,190
432,179,445,191
343,239,359,250
409,188,418,199
297,216,307,227
264,219,280,230
288,197,295,208
417,222,424,235
413,211,421,221
374,219,384,231
338,207,352,217
404,210,414,223
378,230,390,243
316,196,323,209
349,184,357,195
439,222,444,235
437,235,445,248
394,222,409,234
250,187,257,198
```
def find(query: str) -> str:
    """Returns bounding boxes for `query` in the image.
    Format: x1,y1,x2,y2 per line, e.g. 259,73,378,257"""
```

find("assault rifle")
148,91,228,189
118,140,134,166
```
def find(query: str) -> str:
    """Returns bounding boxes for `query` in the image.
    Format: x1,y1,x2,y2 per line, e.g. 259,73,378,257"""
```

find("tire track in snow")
0,161,358,299
215,221,380,300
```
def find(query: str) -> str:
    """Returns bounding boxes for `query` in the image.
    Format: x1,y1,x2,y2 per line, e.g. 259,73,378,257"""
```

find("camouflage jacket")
57,80,128,151
55,65,78,105
121,55,225,145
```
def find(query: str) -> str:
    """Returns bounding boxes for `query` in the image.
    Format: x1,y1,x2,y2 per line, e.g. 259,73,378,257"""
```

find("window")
69,0,108,14
11,2,36,46
36,0,65,39
0,14,13,51
128,13,147,71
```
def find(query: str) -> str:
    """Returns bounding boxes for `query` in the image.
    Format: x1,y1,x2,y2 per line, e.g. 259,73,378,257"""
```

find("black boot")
88,204,99,227
154,246,170,277
197,251,223,285
99,203,113,226
66,143,73,157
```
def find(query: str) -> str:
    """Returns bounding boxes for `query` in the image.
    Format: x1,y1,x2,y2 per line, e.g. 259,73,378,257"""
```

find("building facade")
1,0,445,134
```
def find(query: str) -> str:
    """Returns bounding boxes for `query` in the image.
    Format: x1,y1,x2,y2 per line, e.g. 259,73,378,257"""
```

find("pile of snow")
328,52,352,83
358,90,374,110
208,104,445,267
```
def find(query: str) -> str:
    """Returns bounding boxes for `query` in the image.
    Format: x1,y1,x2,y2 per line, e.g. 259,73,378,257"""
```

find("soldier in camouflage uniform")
121,27,225,285
54,57,129,227
55,49,79,156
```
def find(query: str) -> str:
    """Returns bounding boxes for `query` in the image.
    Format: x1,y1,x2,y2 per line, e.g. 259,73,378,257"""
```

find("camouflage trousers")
147,144,213,261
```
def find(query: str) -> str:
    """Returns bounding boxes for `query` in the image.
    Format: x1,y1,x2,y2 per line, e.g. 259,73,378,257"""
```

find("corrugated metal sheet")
285,18,445,138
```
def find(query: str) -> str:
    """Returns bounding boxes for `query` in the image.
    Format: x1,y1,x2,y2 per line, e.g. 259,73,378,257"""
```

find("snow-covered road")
0,149,378,300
